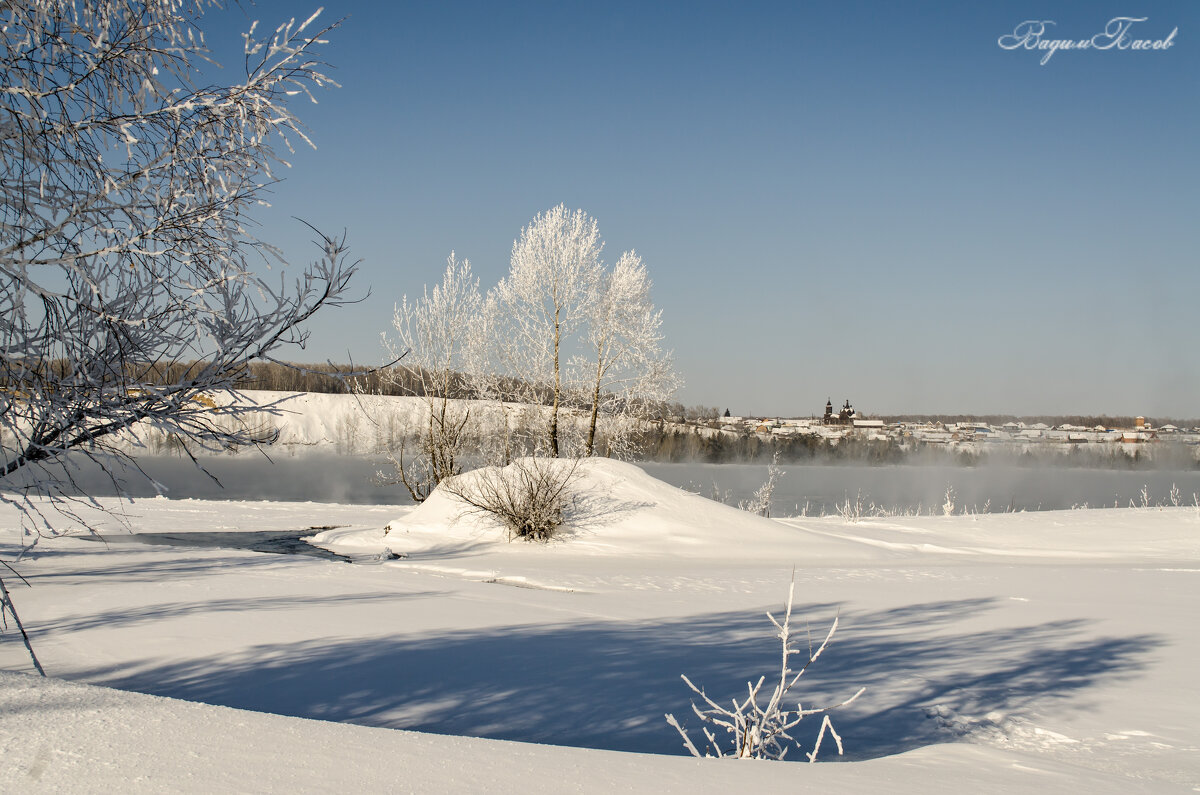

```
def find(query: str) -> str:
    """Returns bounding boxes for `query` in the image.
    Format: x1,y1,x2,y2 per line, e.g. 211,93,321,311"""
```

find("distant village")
713,399,1200,451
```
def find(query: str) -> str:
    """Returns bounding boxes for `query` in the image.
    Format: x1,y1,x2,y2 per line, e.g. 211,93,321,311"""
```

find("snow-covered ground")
3,459,1199,792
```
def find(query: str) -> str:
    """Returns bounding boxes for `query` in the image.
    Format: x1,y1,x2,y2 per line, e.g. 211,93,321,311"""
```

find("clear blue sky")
211,1,1197,418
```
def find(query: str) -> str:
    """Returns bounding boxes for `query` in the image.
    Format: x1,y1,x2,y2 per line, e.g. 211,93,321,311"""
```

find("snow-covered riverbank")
3,461,1199,791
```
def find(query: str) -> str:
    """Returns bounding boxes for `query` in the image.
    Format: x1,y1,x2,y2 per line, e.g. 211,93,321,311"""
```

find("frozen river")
26,453,1200,516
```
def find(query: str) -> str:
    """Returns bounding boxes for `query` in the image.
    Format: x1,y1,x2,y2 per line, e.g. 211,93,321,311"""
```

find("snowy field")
3,459,1199,792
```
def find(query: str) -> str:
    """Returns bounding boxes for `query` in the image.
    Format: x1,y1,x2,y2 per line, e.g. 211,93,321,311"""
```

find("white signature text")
999,17,1177,65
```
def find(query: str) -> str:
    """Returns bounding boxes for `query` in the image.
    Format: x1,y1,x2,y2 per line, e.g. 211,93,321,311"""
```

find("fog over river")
24,454,1200,517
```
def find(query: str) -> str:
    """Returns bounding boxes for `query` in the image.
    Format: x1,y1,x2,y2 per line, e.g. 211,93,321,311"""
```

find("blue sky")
211,1,1197,417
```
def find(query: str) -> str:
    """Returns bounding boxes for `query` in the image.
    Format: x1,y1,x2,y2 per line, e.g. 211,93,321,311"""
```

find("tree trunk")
585,384,601,456
549,307,561,457
0,575,45,676
585,351,604,456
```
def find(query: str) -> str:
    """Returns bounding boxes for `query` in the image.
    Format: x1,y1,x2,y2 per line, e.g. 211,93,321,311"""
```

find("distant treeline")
234,360,419,396
0,358,397,397
123,360,526,402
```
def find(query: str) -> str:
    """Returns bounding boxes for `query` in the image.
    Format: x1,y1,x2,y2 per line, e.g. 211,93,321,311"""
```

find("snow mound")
311,458,885,562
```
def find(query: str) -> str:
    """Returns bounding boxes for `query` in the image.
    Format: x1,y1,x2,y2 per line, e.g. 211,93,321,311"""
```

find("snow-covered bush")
666,580,864,761
445,457,581,541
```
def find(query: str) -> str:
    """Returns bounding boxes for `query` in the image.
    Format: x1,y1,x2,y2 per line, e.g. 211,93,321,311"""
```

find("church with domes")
823,398,857,425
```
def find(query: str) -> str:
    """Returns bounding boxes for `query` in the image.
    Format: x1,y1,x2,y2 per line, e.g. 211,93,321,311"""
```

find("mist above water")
19,453,1200,517
11,453,408,506
641,462,1200,516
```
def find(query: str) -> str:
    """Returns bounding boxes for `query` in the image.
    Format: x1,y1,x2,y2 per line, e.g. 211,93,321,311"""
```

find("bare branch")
666,579,864,760
0,0,351,674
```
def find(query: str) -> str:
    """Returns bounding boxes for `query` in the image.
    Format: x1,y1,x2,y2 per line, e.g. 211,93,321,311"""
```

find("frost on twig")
0,1,352,674
666,579,864,761
738,451,783,517
1,1,352,515
377,254,487,500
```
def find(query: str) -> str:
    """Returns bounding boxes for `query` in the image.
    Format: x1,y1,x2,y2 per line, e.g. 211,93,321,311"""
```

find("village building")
823,398,857,425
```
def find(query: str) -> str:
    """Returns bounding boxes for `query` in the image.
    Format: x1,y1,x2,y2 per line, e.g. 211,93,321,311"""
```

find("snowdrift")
311,458,889,563
1,670,1171,795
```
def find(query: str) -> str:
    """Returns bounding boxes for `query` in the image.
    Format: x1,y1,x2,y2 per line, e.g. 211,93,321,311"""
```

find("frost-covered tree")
493,206,602,457
1,1,353,672
380,254,489,500
574,251,678,457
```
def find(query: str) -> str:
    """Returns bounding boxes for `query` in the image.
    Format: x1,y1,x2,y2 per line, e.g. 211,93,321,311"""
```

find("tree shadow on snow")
80,596,1162,761
15,552,289,587
34,591,447,636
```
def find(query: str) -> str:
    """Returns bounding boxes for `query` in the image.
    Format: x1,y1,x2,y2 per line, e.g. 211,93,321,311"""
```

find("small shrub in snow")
446,457,580,542
739,451,783,518
942,485,956,516
837,490,866,523
666,580,864,761
706,481,732,505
